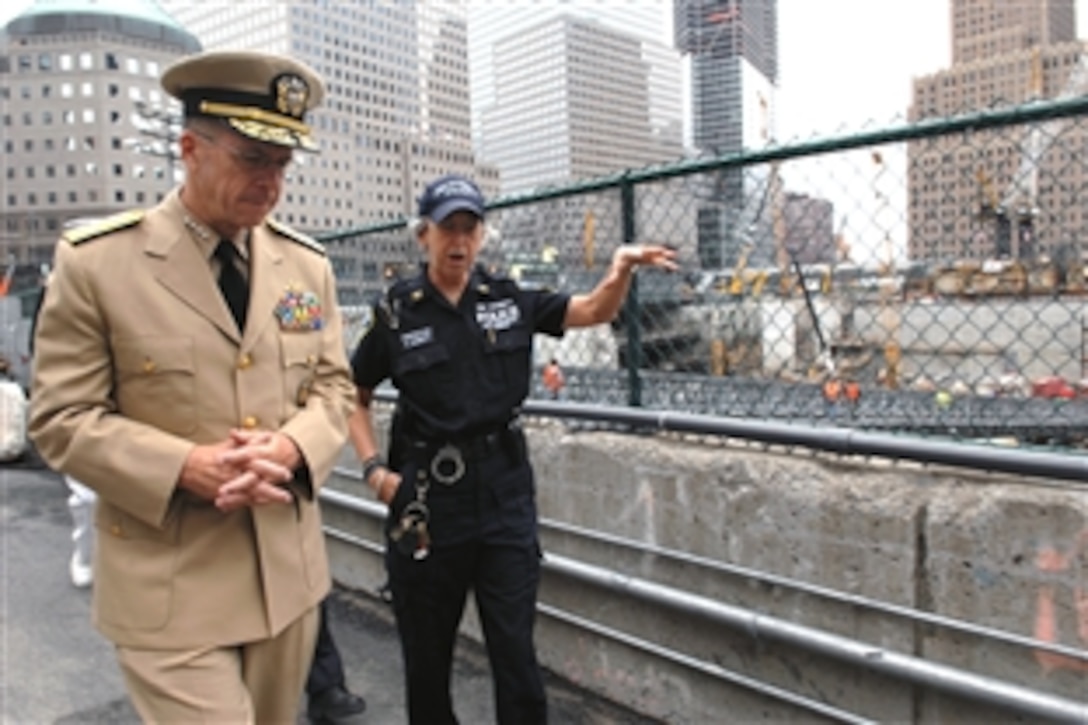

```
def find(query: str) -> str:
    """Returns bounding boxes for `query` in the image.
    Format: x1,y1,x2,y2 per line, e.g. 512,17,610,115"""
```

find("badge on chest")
476,299,520,331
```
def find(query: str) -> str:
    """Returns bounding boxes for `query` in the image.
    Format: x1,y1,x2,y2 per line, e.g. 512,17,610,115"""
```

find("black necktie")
214,240,248,330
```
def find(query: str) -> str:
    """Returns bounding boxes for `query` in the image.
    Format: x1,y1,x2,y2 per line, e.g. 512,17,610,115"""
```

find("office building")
481,15,683,194
674,0,779,271
160,0,497,303
467,4,686,273
0,0,201,273
908,0,1086,262
467,1,676,162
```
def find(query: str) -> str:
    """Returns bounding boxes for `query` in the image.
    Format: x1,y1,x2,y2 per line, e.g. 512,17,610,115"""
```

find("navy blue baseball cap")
418,174,485,222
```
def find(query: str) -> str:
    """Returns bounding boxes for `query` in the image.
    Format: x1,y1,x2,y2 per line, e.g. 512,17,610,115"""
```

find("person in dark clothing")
347,174,677,724
306,600,367,724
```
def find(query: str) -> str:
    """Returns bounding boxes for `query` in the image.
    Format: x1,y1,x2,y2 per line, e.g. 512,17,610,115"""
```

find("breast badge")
275,284,324,331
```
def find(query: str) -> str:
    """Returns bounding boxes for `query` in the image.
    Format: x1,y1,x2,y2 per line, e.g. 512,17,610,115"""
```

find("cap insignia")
274,73,309,120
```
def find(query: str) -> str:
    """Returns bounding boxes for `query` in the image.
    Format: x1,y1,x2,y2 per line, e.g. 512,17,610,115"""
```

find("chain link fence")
322,95,1088,450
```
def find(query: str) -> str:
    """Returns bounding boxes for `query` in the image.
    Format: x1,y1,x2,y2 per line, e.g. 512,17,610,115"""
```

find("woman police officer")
348,174,677,724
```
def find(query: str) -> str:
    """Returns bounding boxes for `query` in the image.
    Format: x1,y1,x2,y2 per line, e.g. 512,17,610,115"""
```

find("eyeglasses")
193,130,293,174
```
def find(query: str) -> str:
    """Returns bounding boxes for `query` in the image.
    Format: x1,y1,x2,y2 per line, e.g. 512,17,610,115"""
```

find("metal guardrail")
320,473,1088,723
369,388,1088,484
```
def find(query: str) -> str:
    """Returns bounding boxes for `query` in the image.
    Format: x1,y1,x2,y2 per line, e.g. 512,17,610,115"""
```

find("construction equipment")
727,244,753,297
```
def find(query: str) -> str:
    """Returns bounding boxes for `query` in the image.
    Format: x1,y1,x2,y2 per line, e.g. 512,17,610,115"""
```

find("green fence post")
621,178,641,408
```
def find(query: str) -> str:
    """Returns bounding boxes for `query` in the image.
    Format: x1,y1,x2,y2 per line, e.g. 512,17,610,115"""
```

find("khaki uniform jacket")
29,190,355,650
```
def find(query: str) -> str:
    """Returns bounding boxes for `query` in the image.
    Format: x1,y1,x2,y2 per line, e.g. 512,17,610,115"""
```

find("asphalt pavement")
1,459,655,725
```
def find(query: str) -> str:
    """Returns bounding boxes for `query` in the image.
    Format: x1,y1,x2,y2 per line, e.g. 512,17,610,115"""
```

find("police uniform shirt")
351,265,569,438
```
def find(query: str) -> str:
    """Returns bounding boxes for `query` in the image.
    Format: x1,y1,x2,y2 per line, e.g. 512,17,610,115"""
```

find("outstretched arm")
564,244,678,329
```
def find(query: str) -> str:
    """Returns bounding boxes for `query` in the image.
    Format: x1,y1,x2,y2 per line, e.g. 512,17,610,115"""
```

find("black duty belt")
403,421,521,485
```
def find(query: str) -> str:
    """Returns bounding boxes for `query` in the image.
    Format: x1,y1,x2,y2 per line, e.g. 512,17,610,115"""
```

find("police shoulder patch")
62,210,144,245
267,218,326,256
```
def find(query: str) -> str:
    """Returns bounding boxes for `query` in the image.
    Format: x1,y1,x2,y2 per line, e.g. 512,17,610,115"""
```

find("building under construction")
907,0,1088,264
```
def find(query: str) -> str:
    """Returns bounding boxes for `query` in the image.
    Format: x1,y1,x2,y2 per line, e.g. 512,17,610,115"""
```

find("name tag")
400,326,433,349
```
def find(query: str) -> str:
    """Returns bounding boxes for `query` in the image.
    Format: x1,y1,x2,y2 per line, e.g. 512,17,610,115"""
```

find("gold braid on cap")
199,101,311,134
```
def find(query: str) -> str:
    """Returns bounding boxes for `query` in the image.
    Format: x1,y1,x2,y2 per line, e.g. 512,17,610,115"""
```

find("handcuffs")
429,443,466,486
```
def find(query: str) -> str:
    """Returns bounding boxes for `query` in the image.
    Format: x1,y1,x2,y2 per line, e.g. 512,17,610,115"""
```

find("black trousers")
306,598,345,697
387,538,546,725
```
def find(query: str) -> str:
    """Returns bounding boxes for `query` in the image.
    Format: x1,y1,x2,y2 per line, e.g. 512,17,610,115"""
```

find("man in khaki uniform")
29,50,356,724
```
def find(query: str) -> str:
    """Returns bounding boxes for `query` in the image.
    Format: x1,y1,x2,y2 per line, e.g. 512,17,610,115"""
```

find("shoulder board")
63,210,144,245
267,218,325,255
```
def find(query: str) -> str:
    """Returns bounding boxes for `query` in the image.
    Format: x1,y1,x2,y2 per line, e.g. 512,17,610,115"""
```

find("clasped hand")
179,429,301,512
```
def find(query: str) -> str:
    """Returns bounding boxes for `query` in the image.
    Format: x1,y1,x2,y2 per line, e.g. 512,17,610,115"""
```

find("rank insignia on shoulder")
267,218,325,255
62,210,144,245
275,284,324,331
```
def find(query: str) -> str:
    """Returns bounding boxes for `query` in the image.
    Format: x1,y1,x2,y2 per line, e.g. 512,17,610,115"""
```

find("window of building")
6,195,15,206
112,137,122,150
88,190,98,202
18,55,31,71
66,164,76,176
79,52,93,70
27,193,37,205
20,85,31,99
25,167,34,179
146,60,159,77
68,191,77,202
125,57,139,74
82,109,95,123
81,82,93,97
114,190,125,203
23,140,32,151
22,112,32,125
45,165,55,178
83,137,95,150
85,162,97,176
1,115,8,127
5,167,12,180
62,110,75,124
38,53,52,71
59,54,73,71
61,82,73,98
108,83,119,97
113,164,123,176
47,191,57,204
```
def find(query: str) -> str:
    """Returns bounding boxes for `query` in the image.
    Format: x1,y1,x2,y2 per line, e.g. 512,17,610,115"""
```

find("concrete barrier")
324,409,1088,723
